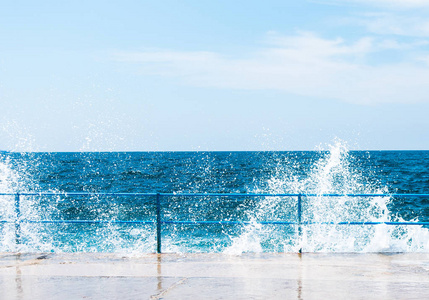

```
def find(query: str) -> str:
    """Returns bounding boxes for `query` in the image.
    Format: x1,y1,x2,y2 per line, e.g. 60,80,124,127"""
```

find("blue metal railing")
1,192,428,253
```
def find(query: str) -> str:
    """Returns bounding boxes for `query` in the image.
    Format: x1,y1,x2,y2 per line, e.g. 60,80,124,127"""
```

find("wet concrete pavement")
0,252,428,299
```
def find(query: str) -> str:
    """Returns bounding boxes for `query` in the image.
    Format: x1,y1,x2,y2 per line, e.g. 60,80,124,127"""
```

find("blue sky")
1,0,429,151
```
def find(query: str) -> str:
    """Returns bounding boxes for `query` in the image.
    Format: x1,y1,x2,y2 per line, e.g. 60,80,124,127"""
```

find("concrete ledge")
1,252,428,299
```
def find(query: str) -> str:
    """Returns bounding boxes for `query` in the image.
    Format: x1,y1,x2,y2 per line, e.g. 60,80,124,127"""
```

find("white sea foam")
0,154,59,252
225,140,429,254
0,153,157,253
1,141,428,253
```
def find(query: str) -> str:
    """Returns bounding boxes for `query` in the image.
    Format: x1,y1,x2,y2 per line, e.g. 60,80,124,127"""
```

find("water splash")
1,144,428,253
0,153,156,253
225,140,429,253
0,155,20,250
0,153,59,252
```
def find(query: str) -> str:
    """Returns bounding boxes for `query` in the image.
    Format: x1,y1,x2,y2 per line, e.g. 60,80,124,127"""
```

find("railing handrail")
1,192,429,197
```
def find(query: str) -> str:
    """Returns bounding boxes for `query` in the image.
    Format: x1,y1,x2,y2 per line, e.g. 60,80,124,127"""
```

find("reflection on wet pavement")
0,252,428,299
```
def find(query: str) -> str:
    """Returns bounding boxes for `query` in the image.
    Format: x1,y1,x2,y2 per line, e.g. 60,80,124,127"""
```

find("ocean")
0,142,428,253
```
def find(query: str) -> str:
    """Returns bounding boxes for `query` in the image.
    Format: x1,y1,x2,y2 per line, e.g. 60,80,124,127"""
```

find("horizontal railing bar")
303,221,429,225
303,194,429,197
0,192,428,197
1,220,428,225
160,193,301,197
0,192,158,197
169,193,428,197
161,221,297,225
383,222,429,225
1,220,293,225
13,220,156,224
0,192,298,197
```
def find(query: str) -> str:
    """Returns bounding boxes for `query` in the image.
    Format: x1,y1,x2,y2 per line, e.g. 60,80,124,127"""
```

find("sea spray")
0,146,428,253
0,153,62,252
0,153,156,253
0,155,19,251
225,140,429,253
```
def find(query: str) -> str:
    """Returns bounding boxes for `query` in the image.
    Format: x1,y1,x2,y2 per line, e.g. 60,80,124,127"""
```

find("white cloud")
418,55,429,65
340,0,429,8
114,32,429,105
355,13,429,37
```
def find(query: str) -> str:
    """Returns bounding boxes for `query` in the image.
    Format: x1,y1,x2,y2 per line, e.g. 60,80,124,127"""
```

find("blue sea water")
0,142,428,253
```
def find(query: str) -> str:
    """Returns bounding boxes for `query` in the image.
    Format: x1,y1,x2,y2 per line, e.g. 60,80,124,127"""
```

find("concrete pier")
1,252,428,299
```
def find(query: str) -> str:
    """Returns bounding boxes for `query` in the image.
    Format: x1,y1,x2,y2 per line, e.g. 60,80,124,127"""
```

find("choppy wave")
226,141,429,253
0,142,428,253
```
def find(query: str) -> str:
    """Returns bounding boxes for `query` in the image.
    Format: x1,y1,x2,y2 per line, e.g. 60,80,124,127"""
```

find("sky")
1,0,429,151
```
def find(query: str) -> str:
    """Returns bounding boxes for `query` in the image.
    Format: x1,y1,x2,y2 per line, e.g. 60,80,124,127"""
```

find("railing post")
15,193,21,246
156,193,162,253
297,194,302,254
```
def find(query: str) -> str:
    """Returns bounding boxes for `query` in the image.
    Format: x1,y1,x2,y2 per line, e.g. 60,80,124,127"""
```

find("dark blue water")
0,144,428,253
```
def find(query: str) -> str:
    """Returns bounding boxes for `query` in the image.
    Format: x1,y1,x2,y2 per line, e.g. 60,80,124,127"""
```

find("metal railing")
1,192,428,253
